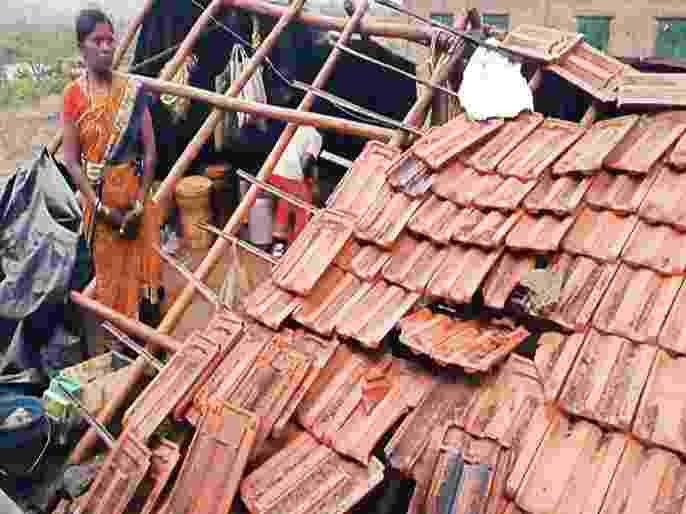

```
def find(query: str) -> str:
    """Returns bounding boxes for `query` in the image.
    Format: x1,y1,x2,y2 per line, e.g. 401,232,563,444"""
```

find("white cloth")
273,126,323,180
458,40,534,121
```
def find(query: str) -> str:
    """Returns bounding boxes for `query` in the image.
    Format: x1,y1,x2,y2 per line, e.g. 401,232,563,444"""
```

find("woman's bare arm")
137,105,157,203
62,119,99,208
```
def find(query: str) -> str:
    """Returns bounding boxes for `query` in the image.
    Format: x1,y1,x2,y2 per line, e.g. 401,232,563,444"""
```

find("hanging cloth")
160,54,197,124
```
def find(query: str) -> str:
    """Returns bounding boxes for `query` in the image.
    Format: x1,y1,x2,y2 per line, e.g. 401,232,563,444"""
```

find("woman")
62,9,159,320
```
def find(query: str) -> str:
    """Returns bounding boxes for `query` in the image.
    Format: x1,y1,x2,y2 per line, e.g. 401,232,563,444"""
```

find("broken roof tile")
140,439,181,514
552,115,639,175
482,252,537,309
617,72,686,108
466,112,545,173
336,280,420,349
292,267,363,337
407,194,460,245
634,350,686,456
399,312,473,356
243,278,301,330
593,264,683,344
523,171,592,215
496,119,585,181
658,282,686,356
562,207,638,262
386,150,434,197
604,111,686,174
670,130,686,169
546,42,629,102
621,220,686,275
432,161,536,210
640,162,686,230
335,239,392,281
451,208,523,249
559,329,657,432
534,332,585,403
585,168,658,214
241,432,385,514
355,185,424,249
514,414,627,514
497,24,583,62
546,253,619,331
426,244,503,304
600,440,686,514
411,114,504,170
381,235,449,293
506,212,575,253
326,141,400,217
162,403,257,514
273,209,354,296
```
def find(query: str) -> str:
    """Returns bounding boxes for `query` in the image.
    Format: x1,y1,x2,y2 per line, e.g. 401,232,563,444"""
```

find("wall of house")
403,0,686,58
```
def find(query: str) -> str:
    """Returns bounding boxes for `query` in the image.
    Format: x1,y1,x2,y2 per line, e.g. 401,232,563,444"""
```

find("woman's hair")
75,8,113,45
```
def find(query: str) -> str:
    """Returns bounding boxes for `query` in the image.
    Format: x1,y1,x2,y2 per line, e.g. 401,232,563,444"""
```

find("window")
430,12,454,27
656,18,686,58
576,16,611,51
483,13,510,31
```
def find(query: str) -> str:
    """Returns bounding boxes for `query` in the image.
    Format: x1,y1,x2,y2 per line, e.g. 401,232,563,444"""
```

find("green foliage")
0,68,68,107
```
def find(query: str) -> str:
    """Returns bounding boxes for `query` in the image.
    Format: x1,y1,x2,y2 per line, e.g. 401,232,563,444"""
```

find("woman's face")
80,22,115,74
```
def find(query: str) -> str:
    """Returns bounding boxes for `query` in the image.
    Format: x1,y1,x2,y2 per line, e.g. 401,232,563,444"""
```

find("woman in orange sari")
62,9,160,321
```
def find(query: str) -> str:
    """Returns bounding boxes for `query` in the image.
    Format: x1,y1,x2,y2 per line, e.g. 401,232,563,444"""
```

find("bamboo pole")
581,100,600,128
158,0,223,81
228,0,433,44
70,291,180,353
68,0,308,464
156,0,370,337
119,72,395,141
153,0,308,212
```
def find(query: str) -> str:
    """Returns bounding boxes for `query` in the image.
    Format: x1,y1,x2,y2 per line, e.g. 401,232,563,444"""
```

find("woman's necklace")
85,70,112,108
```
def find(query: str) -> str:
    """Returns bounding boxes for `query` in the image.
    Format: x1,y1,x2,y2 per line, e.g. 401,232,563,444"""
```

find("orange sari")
63,75,160,319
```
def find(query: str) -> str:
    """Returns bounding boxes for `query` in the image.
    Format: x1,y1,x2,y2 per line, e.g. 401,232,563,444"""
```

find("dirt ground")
0,94,62,176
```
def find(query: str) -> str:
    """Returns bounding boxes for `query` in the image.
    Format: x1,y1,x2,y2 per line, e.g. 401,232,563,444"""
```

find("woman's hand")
97,202,126,229
119,200,144,240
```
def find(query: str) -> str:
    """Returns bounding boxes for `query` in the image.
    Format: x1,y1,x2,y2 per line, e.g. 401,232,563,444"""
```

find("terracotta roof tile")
326,141,400,217
523,171,592,215
385,376,477,475
243,278,301,330
426,244,503,304
617,72,686,107
621,220,686,274
562,207,638,262
273,209,354,296
604,111,686,174
407,194,460,245
639,162,686,230
634,350,686,455
451,208,523,248
386,150,433,197
534,332,585,402
240,432,385,514
432,160,536,210
506,212,575,253
466,112,544,173
658,282,686,356
142,439,181,514
162,403,257,514
335,239,392,280
355,185,424,249
463,355,542,443
559,329,657,432
552,115,639,175
547,253,619,331
292,267,364,337
600,440,686,514
513,414,627,514
404,425,444,514
484,450,515,514
336,280,420,348
585,168,658,214
482,252,537,309
593,264,683,344
546,42,629,102
670,131,686,169
496,119,585,181
411,114,504,170
381,235,449,293
497,24,583,62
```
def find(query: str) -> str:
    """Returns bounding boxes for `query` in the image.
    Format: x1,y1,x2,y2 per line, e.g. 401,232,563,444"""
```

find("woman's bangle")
95,199,102,215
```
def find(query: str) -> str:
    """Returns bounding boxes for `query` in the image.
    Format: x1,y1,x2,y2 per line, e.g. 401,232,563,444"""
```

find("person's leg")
291,178,313,242
268,175,292,243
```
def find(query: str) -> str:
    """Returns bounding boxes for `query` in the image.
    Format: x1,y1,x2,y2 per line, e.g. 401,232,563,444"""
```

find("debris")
518,268,563,315
0,407,33,429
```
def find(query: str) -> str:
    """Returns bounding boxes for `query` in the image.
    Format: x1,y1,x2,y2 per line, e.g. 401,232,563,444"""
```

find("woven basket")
175,176,213,249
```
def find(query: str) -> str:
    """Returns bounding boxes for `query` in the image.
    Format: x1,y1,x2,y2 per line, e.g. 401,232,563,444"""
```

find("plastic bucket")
239,179,273,247
174,176,213,249
0,395,51,478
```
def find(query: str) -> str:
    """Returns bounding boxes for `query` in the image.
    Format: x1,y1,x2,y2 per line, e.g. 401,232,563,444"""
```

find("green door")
430,13,455,27
576,16,611,51
656,18,686,58
483,14,510,31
